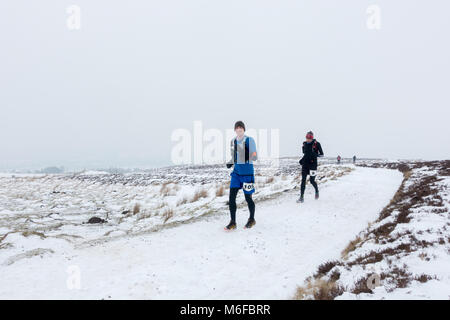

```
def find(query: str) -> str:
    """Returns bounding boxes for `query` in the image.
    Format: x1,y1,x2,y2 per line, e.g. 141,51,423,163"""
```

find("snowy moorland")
0,159,351,249
0,158,447,299
295,160,450,300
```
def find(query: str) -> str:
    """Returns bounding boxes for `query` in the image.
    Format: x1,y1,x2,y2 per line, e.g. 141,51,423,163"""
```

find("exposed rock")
87,217,106,224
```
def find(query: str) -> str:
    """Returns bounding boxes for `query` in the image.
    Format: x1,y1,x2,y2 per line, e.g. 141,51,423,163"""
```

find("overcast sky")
1,1,449,170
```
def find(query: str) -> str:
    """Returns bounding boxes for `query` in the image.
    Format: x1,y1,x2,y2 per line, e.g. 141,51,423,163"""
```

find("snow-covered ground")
0,159,350,248
296,160,450,300
0,163,402,299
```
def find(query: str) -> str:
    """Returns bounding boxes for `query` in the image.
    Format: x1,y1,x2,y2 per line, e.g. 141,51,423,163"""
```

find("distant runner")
225,121,258,230
337,155,342,164
353,155,357,164
297,131,324,203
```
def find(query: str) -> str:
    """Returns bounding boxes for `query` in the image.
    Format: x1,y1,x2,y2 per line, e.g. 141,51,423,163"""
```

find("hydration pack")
234,137,250,164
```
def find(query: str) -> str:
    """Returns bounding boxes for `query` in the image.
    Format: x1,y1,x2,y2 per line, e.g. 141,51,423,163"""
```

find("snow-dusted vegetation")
0,159,447,299
295,160,450,300
0,159,352,260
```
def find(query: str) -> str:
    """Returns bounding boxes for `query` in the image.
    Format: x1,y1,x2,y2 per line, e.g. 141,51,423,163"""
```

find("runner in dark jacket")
297,131,324,203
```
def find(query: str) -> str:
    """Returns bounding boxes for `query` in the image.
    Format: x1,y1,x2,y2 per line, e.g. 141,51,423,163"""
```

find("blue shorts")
230,172,255,195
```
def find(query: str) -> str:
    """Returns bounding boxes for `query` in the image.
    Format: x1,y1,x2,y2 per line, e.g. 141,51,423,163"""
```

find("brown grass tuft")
21,231,47,239
294,279,344,300
160,183,171,196
266,176,275,184
162,208,174,223
191,189,209,202
133,203,141,215
215,185,225,197
176,196,189,206
341,235,362,258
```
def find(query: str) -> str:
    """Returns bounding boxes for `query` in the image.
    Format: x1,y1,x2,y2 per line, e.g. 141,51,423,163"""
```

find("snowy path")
0,167,402,299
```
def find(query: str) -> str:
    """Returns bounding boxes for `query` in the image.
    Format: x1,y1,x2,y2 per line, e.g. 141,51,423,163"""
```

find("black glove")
299,158,304,165
226,163,233,169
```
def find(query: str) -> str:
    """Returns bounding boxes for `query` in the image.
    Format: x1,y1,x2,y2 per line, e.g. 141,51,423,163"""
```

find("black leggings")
300,171,318,196
229,188,255,222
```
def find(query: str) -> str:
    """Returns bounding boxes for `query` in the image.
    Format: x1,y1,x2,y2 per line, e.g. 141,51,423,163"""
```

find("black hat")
234,121,246,131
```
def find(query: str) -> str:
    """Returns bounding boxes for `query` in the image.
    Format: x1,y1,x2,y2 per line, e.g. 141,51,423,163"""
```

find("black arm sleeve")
317,142,324,156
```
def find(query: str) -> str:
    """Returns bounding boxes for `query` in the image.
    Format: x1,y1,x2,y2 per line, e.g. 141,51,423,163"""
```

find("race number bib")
310,170,317,177
243,182,254,192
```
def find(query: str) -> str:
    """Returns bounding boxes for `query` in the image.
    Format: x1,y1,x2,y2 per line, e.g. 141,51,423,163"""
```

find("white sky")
1,1,449,170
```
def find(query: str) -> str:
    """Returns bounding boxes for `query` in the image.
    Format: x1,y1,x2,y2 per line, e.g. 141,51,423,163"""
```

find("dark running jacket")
299,139,324,170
